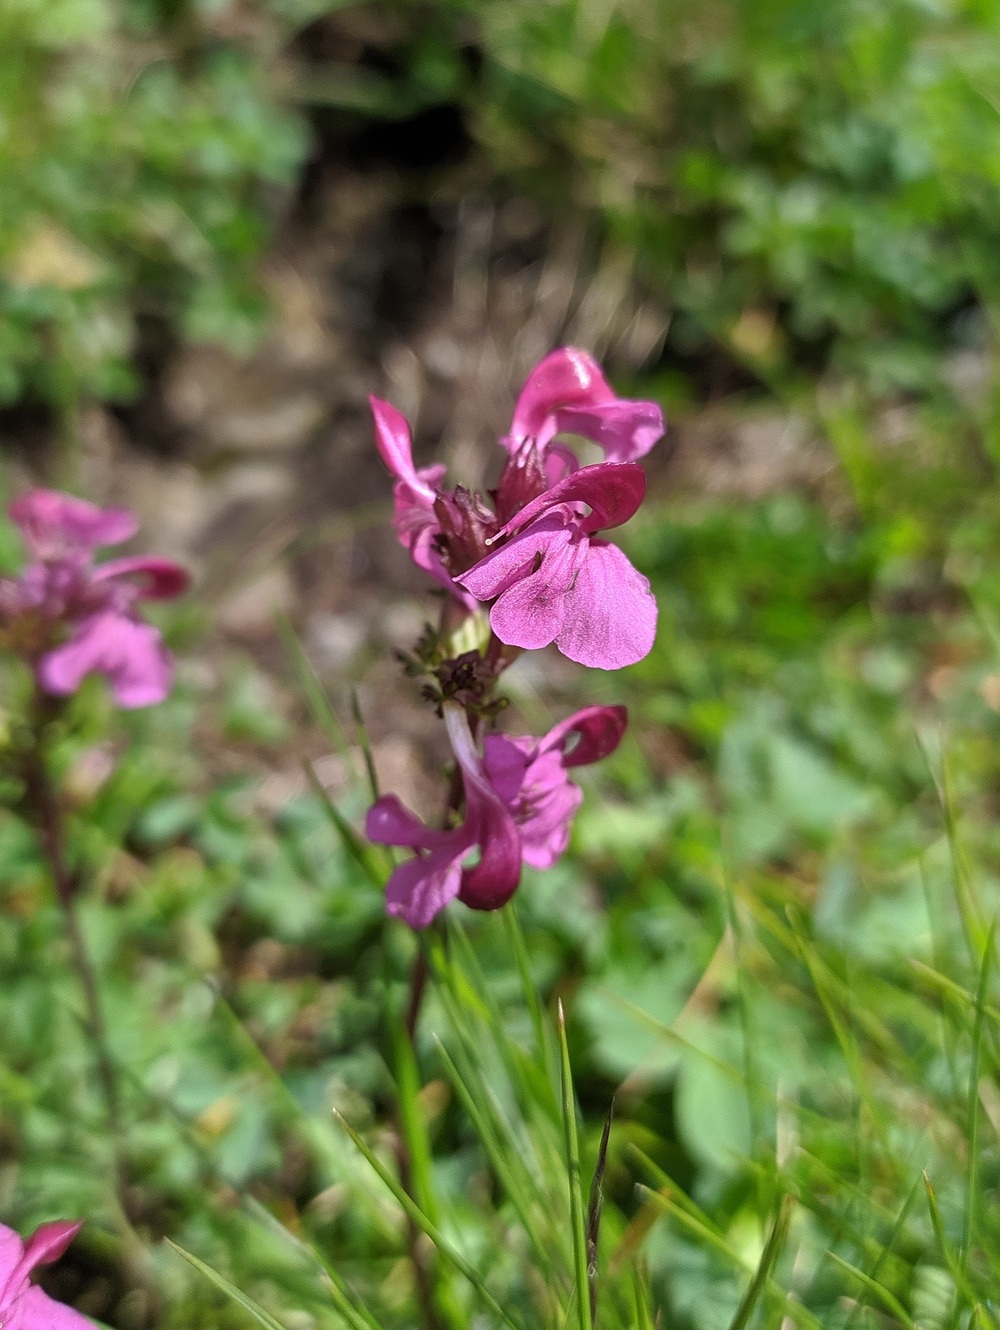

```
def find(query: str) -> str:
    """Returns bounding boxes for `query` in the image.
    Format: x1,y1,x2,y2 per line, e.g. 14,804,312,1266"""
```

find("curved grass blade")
166,1239,289,1330
727,1195,793,1330
826,1251,915,1330
333,1110,522,1330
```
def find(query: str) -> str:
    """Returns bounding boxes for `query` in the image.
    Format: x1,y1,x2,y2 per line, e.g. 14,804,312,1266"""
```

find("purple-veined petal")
366,795,456,851
555,542,657,669
487,535,587,652
458,511,574,604
481,734,533,804
17,1283,95,1330
0,1223,24,1304
517,780,582,869
92,557,189,601
540,704,629,767
18,1223,81,1276
444,705,522,912
491,462,646,541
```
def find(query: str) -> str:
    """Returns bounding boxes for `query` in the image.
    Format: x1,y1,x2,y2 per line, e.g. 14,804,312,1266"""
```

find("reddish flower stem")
21,692,128,1202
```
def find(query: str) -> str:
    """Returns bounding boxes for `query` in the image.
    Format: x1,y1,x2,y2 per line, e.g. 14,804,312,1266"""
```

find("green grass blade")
826,1251,915,1330
242,1198,384,1330
727,1194,793,1330
557,999,593,1330
166,1239,289,1330
303,758,385,887
275,612,355,765
503,904,557,1093
964,920,996,1270
350,688,380,803
334,1110,523,1330
432,1035,553,1270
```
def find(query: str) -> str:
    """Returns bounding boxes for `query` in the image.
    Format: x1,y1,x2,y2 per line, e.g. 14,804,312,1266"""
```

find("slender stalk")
20,694,127,1197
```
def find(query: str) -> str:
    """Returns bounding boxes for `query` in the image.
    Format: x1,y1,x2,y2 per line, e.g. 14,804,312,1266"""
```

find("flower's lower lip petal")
22,1282,95,1330
555,542,657,669
386,852,464,929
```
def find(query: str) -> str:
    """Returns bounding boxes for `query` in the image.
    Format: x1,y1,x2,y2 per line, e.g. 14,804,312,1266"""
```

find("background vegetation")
5,1,1000,1327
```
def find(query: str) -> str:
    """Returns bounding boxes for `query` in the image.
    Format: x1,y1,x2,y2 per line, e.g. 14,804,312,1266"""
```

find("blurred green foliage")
330,0,1000,390
0,0,306,407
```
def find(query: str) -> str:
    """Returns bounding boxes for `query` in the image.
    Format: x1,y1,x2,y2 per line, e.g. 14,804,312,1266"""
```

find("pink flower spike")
91,556,189,600
506,348,665,464
39,612,174,709
0,1218,93,1330
10,490,137,560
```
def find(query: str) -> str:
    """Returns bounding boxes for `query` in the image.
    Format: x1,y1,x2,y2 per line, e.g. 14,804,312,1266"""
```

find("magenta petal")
458,512,573,603
481,734,533,804
542,704,628,767
366,796,454,851
518,781,582,869
509,348,615,448
552,400,664,464
10,490,137,556
488,537,587,651
493,462,646,541
385,849,465,929
40,613,173,708
443,705,522,912
17,1284,94,1330
556,542,657,669
371,397,437,499
92,556,189,600
19,1223,81,1275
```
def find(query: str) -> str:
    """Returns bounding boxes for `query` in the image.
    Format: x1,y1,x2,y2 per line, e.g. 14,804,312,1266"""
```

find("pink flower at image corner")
1,489,189,709
0,1218,94,1330
365,702,627,929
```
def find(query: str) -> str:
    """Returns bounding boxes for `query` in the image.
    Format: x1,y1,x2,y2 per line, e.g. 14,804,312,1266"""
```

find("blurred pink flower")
0,1218,93,1329
457,463,657,669
0,489,189,708
366,702,627,928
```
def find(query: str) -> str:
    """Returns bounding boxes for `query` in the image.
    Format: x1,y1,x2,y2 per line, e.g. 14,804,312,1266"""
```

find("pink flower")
503,347,664,468
365,702,627,928
0,489,189,708
370,349,664,599
0,1218,93,1329
457,463,657,670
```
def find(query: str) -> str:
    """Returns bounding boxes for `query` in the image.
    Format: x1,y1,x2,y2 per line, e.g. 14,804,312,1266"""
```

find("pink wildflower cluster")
372,347,662,670
0,490,188,708
366,348,664,928
0,1218,93,1329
